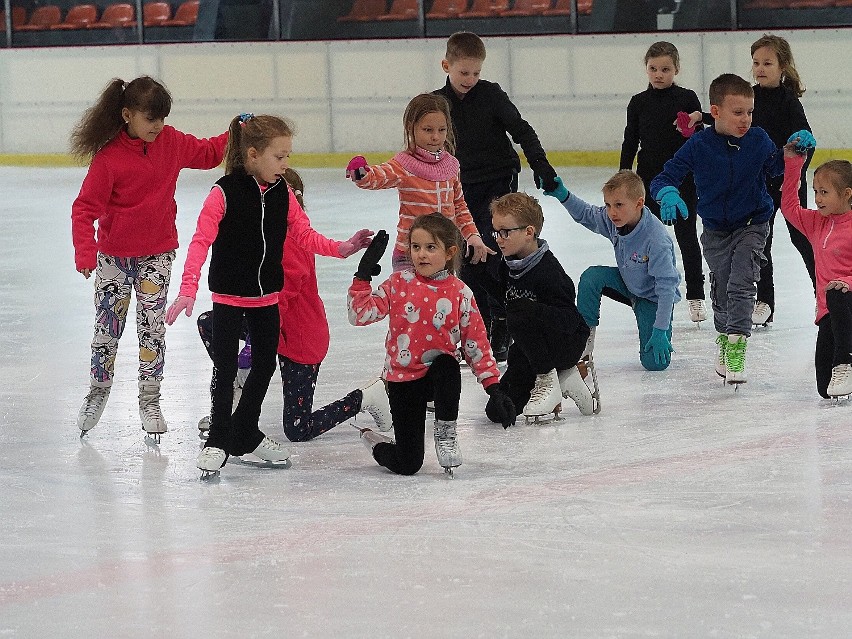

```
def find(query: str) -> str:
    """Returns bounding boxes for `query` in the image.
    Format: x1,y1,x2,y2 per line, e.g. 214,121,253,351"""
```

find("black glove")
485,383,517,429
354,230,389,281
529,157,558,193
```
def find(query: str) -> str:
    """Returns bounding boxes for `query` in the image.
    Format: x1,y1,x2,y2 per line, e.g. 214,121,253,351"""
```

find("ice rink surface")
0,165,849,638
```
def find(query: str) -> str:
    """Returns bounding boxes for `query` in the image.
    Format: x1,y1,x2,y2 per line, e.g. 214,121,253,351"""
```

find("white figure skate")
577,357,601,414
359,378,392,432
139,380,167,443
557,366,595,416
752,301,772,328
197,446,227,479
827,363,852,404
523,369,563,423
688,299,707,324
433,419,462,478
725,334,748,389
77,385,110,437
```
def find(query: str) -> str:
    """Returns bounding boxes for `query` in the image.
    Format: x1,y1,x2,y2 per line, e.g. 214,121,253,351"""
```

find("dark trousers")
756,179,817,312
642,175,705,300
373,354,461,476
206,303,279,455
815,289,852,398
501,298,588,410
459,173,518,325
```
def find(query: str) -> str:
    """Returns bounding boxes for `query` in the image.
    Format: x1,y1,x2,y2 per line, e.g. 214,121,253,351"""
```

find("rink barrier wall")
1,150,849,168
0,28,849,156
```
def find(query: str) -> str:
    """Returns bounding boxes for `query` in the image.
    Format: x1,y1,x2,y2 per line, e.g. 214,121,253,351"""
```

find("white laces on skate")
688,299,707,322
258,436,288,452
827,364,852,397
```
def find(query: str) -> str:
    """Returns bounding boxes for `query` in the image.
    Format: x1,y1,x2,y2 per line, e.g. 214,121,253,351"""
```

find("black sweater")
620,84,703,182
753,84,812,189
434,78,547,185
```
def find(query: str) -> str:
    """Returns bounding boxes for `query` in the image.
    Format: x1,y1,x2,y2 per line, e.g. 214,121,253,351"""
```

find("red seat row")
339,0,592,22
2,1,198,31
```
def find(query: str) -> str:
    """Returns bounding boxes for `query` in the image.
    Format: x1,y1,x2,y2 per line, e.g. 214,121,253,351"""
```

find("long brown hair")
223,114,295,175
408,213,463,275
402,93,455,155
70,76,172,162
815,160,852,207
751,34,805,98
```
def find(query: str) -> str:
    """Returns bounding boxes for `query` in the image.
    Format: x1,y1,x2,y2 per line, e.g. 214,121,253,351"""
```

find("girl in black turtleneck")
750,34,815,326
620,41,707,325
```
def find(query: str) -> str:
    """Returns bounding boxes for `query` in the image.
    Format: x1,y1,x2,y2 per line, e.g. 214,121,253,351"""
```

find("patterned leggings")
197,312,361,442
89,251,174,385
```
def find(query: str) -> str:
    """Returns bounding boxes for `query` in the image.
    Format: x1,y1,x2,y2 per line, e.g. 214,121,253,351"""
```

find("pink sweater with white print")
355,149,479,252
179,183,343,307
347,270,499,388
781,155,852,324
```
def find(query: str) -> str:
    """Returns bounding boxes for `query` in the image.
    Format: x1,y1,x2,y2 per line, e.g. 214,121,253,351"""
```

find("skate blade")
199,469,220,481
144,433,163,445
233,454,292,469
443,466,458,479
828,394,851,406
198,430,209,440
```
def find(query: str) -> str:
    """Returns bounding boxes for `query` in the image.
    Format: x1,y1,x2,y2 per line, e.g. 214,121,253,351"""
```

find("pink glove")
339,229,375,257
346,155,368,181
676,111,696,138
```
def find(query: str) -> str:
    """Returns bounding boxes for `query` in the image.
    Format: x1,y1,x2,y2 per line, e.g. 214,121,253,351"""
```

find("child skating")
347,215,516,478
70,75,228,441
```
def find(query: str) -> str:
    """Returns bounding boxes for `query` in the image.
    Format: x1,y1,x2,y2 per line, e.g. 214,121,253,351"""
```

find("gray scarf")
505,239,549,279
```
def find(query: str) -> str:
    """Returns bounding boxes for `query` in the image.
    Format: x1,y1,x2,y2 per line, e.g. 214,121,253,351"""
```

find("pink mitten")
676,111,695,138
346,155,368,181
339,229,375,257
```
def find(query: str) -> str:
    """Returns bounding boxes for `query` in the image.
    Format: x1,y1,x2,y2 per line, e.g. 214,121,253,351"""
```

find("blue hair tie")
238,113,254,124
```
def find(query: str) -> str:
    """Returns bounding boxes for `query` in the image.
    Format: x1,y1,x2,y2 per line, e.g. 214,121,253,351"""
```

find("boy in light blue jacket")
544,169,680,372
649,73,811,385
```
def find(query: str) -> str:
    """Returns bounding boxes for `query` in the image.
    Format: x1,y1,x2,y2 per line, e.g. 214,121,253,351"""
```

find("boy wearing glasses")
543,170,681,373
484,192,594,423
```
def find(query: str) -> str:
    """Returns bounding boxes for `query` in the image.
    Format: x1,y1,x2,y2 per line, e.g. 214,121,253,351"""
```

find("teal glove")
542,175,570,203
787,130,815,154
644,327,674,367
656,186,688,226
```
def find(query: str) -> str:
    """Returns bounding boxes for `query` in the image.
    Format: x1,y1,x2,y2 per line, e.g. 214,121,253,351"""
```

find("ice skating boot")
715,334,728,379
725,334,747,386
523,369,562,422
249,436,291,464
752,301,772,327
557,366,595,416
354,426,393,452
198,414,211,437
489,316,510,363
581,327,596,360
688,299,707,323
358,378,392,432
826,363,852,399
433,419,462,477
77,385,110,436
139,380,168,442
197,446,227,478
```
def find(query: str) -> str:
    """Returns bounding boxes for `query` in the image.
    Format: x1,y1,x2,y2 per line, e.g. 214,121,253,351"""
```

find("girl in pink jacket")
781,140,852,399
71,76,228,442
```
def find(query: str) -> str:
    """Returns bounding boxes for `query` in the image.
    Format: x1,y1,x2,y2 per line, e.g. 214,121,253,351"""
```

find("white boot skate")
752,301,772,327
715,333,728,379
353,426,394,451
433,419,462,478
688,299,707,323
77,385,110,436
197,446,227,478
248,436,291,464
523,369,563,422
198,414,211,437
139,380,168,443
581,327,596,360
359,378,392,432
725,334,747,387
557,366,595,416
826,363,852,400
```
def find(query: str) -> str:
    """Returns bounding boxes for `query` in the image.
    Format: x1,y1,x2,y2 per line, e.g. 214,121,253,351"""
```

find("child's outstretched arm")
779,143,814,237
347,231,393,326
542,175,615,238
345,155,403,191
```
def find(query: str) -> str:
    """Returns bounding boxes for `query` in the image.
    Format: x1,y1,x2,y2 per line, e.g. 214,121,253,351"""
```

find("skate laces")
716,334,728,366
829,364,851,387
434,421,457,450
529,374,555,402
259,436,287,452
81,388,108,416
725,337,747,373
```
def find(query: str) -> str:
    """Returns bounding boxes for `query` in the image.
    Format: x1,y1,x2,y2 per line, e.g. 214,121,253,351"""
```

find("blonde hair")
490,192,545,235
814,160,852,207
751,34,805,98
409,213,463,275
402,94,455,155
603,170,645,201
445,31,486,62
223,114,294,175
644,41,680,73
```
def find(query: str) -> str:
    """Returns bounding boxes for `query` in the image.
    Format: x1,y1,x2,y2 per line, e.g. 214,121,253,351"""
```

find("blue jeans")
577,265,673,371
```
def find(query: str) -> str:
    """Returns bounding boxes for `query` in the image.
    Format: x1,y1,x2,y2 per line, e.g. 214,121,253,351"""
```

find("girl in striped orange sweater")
346,93,494,272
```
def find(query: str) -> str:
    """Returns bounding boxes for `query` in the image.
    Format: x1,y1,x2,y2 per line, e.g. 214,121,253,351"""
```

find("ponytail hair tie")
238,113,254,126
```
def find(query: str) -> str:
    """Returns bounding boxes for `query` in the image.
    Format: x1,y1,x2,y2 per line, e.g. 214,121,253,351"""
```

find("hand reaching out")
466,234,496,265
165,295,195,325
339,229,375,257
346,156,368,182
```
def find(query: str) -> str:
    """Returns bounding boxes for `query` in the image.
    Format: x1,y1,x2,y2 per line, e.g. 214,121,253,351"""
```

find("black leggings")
373,354,461,476
206,303,279,455
815,289,852,398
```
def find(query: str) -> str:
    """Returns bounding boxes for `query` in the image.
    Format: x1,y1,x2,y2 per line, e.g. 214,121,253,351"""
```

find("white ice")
0,166,849,638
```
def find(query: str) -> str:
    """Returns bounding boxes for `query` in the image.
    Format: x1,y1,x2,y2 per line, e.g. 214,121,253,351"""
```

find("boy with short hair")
484,192,594,423
434,31,559,363
544,170,681,373
650,73,792,385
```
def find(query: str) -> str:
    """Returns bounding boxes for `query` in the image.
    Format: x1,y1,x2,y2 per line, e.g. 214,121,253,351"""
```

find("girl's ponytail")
223,115,245,175
69,78,127,161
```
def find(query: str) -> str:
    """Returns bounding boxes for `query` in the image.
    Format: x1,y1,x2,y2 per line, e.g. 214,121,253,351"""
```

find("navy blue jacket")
650,126,783,232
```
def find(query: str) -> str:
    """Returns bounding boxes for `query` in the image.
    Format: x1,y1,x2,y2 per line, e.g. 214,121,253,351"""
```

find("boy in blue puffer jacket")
649,73,812,386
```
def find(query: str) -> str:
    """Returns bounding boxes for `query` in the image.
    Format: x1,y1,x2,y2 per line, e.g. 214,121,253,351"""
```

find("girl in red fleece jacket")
71,76,228,442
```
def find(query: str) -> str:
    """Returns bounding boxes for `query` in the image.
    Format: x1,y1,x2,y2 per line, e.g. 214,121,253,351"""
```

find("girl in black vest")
167,114,366,476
